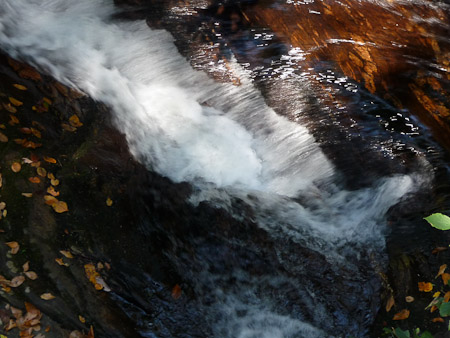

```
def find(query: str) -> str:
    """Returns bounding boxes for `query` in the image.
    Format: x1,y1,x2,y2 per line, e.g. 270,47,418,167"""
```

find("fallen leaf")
0,174,2,188
444,291,450,303
393,309,410,320
51,179,59,186
30,161,41,168
37,167,46,177
25,271,38,280
9,97,23,107
22,140,42,149
418,282,433,292
172,284,182,300
47,186,59,197
0,124,5,129
432,317,445,323
11,162,21,173
87,325,94,338
43,156,57,164
442,273,450,286
78,315,86,323
31,128,41,139
62,123,77,132
20,127,32,134
23,261,29,272
43,97,52,105
385,295,395,312
5,318,17,331
106,198,113,207
69,115,83,128
52,201,68,213
40,293,55,300
434,292,441,298
432,247,448,254
69,331,84,338
6,241,19,254
44,196,58,206
60,250,74,259
437,264,448,279
9,114,20,125
3,103,17,113
55,258,68,266
405,296,414,303
0,132,8,143
0,202,5,210
22,157,33,164
22,193,33,198
13,84,27,91
29,177,41,184
10,306,22,319
431,305,438,313
10,276,25,287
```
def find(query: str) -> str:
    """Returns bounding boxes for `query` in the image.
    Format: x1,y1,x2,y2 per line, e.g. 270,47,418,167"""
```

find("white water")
0,0,424,336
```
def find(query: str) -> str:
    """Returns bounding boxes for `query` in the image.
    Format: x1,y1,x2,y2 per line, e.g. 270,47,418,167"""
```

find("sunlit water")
0,0,432,336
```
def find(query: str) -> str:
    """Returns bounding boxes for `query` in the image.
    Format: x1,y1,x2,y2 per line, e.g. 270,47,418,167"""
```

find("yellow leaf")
47,172,55,180
0,202,5,210
106,198,113,207
9,97,23,107
69,115,83,128
393,309,410,320
60,250,74,259
37,167,47,177
11,162,21,173
51,179,60,186
13,84,27,90
436,264,447,278
0,132,8,143
44,195,58,206
385,295,395,312
418,282,433,292
434,292,441,298
44,156,57,164
78,315,86,323
52,200,68,213
40,293,55,300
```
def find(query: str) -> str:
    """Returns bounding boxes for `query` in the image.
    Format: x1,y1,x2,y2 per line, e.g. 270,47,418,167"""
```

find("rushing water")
0,0,443,337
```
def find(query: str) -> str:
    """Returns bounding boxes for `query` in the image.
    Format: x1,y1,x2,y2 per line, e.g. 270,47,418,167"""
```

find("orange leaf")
436,265,446,278
52,201,68,213
44,195,58,206
62,123,77,132
43,156,57,164
31,128,41,139
55,258,68,266
13,84,27,90
385,295,395,312
23,261,29,272
9,97,23,107
442,273,450,286
28,177,41,184
11,162,21,173
432,317,445,323
431,305,438,313
40,293,55,300
393,309,410,320
47,186,60,197
418,282,433,292
60,250,74,259
6,241,19,254
87,325,95,338
444,291,450,303
172,284,182,300
0,132,8,143
69,115,83,128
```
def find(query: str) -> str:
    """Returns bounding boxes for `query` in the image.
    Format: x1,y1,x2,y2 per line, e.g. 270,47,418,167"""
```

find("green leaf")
419,332,433,338
395,327,411,338
424,213,450,230
440,302,450,317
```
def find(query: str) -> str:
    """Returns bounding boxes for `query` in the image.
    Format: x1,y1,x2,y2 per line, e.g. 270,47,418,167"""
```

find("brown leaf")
37,167,47,177
13,84,27,91
418,282,433,292
47,186,59,197
442,273,450,286
3,103,17,113
87,325,95,338
10,276,25,287
11,162,22,173
28,177,41,184
11,306,23,319
69,331,84,338
52,201,68,213
172,284,182,300
40,293,55,300
405,296,415,303
444,291,450,303
393,309,410,320
62,123,77,132
22,140,42,149
25,271,38,280
6,241,20,254
23,261,29,272
20,127,32,134
22,193,33,198
432,317,445,323
31,128,41,139
0,131,8,143
385,295,395,312
9,114,20,125
9,97,23,107
432,247,448,254
60,250,74,259
437,264,448,278
69,115,83,128
18,67,42,81
5,318,17,331
43,156,57,164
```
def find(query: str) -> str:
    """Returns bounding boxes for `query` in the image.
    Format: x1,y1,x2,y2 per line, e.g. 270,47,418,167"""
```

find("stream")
1,0,450,337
